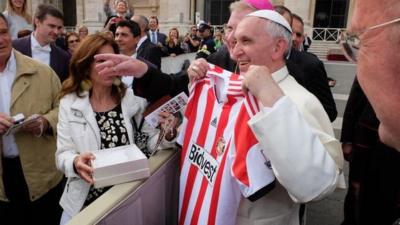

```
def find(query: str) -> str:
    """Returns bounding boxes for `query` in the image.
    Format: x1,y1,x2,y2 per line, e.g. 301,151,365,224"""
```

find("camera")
12,113,25,124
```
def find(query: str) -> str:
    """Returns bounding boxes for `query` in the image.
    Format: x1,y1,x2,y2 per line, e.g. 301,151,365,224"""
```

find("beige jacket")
0,50,63,201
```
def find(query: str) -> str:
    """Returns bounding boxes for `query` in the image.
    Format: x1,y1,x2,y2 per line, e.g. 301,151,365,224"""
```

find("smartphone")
12,113,25,124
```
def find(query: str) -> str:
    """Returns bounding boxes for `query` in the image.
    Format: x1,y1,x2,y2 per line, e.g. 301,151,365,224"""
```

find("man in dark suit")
131,15,162,69
12,4,70,82
276,6,337,121
148,16,167,47
286,49,337,121
341,78,400,225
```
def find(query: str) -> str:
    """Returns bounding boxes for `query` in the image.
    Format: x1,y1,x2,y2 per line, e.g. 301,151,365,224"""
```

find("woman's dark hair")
59,32,126,103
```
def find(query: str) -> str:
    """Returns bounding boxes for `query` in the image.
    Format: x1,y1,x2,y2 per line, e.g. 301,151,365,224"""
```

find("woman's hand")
188,58,209,85
159,111,179,141
73,152,96,184
21,115,49,137
104,17,117,30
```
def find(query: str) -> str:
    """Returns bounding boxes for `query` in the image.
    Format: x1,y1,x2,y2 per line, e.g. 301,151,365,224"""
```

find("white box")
92,144,150,188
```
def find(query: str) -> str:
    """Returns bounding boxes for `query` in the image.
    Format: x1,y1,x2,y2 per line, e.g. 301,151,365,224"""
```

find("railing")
67,149,180,225
64,26,77,32
311,28,346,42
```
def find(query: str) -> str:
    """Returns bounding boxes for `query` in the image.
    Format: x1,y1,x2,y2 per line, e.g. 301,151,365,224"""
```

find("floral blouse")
84,104,130,206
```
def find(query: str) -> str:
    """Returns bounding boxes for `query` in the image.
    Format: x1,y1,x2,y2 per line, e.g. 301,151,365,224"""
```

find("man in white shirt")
115,20,141,87
0,12,64,225
12,4,70,82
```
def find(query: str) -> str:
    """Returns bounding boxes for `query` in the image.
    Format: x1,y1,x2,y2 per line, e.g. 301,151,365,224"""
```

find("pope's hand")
242,65,284,107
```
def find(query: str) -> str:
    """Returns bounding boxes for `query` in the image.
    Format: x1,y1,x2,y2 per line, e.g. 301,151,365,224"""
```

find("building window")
205,0,234,25
63,0,76,28
313,0,349,28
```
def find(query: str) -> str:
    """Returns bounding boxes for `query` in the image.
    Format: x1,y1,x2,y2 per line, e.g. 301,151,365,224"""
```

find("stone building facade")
1,0,354,37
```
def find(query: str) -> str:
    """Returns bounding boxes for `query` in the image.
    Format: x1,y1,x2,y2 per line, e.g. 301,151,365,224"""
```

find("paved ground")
306,61,357,225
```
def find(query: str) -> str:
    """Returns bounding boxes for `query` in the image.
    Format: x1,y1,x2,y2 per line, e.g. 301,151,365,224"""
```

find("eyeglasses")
68,39,80,44
340,17,400,62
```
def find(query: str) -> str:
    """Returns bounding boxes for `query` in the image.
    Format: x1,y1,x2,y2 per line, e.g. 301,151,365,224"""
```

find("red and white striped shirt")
177,65,275,225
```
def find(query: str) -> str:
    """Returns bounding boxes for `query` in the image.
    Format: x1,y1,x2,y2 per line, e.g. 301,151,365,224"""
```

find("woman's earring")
112,77,122,86
80,79,92,91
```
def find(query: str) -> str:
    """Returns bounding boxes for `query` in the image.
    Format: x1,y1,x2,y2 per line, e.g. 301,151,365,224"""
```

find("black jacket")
137,38,162,70
12,36,70,82
286,49,337,121
133,64,189,103
340,77,400,225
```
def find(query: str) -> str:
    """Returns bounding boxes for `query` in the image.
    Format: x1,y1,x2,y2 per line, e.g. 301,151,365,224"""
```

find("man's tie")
151,32,157,44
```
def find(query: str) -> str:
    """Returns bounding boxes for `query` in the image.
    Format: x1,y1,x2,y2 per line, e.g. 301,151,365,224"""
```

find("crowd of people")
0,0,399,225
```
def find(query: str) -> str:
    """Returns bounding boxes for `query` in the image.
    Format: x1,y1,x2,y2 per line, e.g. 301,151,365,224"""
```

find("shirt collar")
207,64,244,103
31,33,51,52
271,66,289,84
2,50,17,76
136,36,148,50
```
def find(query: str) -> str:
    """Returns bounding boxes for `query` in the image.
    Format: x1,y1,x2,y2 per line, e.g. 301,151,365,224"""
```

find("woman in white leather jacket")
56,33,177,224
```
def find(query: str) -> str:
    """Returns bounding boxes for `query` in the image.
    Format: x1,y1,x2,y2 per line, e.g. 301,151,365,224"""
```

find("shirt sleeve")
248,96,343,203
56,98,79,178
230,140,276,201
230,98,276,201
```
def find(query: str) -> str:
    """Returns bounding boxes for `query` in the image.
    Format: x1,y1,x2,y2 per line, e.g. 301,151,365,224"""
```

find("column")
79,0,104,32
0,1,6,12
75,0,84,27
272,0,285,5
346,0,355,28
284,0,312,25
159,0,191,33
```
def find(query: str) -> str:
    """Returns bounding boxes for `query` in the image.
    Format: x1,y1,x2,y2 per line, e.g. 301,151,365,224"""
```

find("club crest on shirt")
216,137,226,156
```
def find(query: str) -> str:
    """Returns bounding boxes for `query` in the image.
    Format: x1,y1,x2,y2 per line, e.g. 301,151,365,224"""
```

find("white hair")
263,20,292,58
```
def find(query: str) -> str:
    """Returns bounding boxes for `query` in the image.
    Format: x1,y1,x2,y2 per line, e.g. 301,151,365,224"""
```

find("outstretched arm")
95,53,149,78
103,0,113,18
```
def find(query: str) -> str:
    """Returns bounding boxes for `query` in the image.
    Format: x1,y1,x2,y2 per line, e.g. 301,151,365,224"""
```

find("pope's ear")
271,38,288,61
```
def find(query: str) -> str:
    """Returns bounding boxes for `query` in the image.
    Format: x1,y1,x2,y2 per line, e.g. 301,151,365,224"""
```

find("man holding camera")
0,12,64,225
